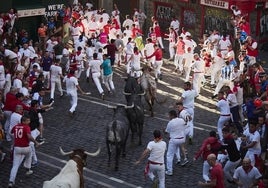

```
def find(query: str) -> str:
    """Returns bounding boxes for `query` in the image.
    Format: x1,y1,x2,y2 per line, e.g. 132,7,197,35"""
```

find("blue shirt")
102,58,113,76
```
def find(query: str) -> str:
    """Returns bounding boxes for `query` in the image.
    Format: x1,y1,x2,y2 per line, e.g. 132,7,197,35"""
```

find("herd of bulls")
43,67,160,187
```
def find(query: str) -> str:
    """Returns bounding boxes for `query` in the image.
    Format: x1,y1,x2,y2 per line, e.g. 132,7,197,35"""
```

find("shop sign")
17,8,46,18
200,0,229,10
45,4,64,17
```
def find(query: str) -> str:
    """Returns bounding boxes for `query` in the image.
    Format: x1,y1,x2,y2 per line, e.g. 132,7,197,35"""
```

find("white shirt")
122,19,134,29
218,38,231,51
9,112,22,134
170,20,180,31
19,48,31,58
147,140,166,164
233,166,262,188
88,59,102,73
166,117,185,139
144,43,154,57
182,52,194,68
13,78,22,90
4,49,17,59
216,99,230,115
226,93,238,108
0,64,5,81
50,64,62,81
245,130,261,155
192,59,205,73
64,76,78,93
181,89,196,109
46,39,58,53
184,39,197,53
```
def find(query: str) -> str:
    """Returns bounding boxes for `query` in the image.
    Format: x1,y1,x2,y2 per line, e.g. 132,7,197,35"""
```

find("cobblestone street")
0,59,246,188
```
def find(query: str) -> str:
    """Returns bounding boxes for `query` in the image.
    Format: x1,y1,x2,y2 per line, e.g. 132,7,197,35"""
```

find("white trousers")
9,146,32,183
193,73,204,96
67,91,78,113
50,79,63,99
214,79,233,95
202,160,211,182
217,115,231,141
166,138,185,172
174,54,183,71
148,163,165,188
224,159,241,181
153,60,163,79
168,42,175,59
92,72,104,94
185,107,194,138
103,73,115,91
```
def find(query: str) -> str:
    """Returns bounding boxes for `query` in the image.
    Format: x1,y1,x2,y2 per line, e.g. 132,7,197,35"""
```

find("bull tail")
149,87,167,105
112,121,118,144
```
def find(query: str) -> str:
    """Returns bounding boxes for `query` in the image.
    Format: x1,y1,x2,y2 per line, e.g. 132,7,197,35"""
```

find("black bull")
123,76,144,145
106,104,133,171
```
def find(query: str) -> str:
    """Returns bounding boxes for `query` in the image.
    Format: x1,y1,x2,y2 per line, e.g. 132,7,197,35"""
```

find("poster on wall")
154,2,173,33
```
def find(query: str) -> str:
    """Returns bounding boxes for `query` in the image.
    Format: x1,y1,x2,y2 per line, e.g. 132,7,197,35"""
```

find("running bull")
106,103,133,170
43,147,100,188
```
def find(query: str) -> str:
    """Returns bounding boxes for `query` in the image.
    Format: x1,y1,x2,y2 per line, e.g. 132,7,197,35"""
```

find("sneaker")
211,94,217,99
101,93,105,100
8,182,13,188
176,160,181,164
165,171,173,176
1,152,6,162
227,179,235,184
188,137,193,145
38,137,46,142
159,74,163,80
181,159,189,166
49,98,54,104
31,162,38,168
26,169,33,175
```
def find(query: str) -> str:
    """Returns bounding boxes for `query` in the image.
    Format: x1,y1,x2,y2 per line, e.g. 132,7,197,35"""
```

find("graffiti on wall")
154,2,173,33
183,9,196,28
204,7,230,33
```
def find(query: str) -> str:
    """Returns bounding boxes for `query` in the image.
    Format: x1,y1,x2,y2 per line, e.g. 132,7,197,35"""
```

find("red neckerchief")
242,165,253,174
219,97,226,101
222,37,226,41
67,73,75,78
76,51,81,56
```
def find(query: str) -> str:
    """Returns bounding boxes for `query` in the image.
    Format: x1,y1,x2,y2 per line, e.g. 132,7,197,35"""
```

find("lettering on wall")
200,0,229,10
45,4,64,17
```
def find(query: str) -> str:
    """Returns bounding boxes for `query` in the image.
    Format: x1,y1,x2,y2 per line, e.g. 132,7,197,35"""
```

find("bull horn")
107,104,116,109
124,103,134,109
84,147,101,156
138,91,146,96
59,147,74,156
123,91,132,95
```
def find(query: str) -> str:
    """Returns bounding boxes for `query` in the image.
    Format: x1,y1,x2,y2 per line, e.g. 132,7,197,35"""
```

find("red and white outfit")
147,48,163,80
9,123,32,184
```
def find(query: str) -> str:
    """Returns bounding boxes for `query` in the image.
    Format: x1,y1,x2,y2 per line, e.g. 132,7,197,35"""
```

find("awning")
17,5,46,18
